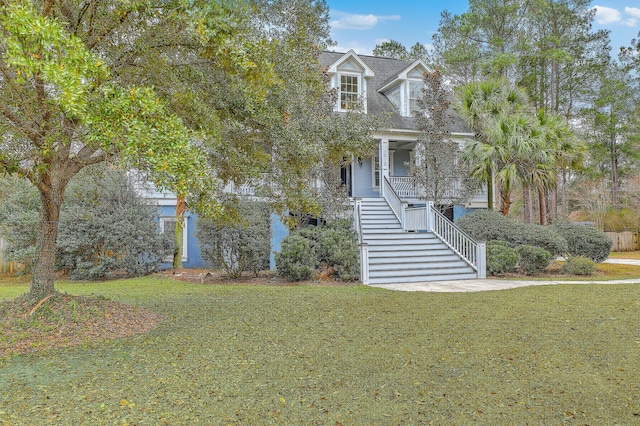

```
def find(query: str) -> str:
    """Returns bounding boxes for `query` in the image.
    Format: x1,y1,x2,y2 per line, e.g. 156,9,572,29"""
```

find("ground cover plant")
1,276,640,424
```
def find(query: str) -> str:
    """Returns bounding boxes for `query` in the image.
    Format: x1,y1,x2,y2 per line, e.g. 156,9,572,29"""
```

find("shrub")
275,220,359,282
56,167,171,280
197,200,271,278
274,234,316,281
0,176,41,271
318,227,359,281
517,245,551,275
550,222,612,263
562,256,596,276
486,240,518,276
456,210,567,257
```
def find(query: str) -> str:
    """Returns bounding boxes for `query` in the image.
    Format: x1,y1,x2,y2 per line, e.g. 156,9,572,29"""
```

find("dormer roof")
378,59,432,93
325,49,375,79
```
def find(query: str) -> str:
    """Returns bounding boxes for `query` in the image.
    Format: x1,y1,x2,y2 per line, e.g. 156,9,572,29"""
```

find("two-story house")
146,50,487,283
319,50,487,284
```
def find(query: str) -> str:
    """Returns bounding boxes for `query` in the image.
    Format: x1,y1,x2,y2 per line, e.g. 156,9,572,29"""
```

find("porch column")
380,138,389,193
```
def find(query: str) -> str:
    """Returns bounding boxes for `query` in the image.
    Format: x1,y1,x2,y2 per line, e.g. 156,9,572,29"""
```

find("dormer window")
340,74,360,110
408,80,424,116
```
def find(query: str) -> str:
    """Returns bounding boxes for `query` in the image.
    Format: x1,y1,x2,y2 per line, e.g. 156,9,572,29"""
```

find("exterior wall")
158,206,205,269
453,205,481,222
352,157,379,198
270,213,289,270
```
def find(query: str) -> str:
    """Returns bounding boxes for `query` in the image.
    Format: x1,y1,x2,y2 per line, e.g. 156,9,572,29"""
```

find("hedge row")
457,211,612,276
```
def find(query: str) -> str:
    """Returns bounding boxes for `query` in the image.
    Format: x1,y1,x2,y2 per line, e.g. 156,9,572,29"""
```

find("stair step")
368,252,459,261
368,273,478,284
369,260,468,272
369,264,475,278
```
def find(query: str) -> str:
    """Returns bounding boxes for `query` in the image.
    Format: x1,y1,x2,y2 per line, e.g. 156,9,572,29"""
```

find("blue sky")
325,0,640,57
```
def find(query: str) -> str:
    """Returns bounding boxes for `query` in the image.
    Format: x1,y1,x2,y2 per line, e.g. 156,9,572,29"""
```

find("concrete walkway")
369,258,640,293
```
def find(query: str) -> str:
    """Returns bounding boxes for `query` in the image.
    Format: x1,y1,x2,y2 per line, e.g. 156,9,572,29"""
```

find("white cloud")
330,12,400,31
591,5,622,24
623,18,637,27
625,7,640,19
330,41,374,56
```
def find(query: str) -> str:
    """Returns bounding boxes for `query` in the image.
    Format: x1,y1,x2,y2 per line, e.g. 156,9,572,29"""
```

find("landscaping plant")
517,245,552,275
551,222,612,262
486,240,518,275
197,200,271,278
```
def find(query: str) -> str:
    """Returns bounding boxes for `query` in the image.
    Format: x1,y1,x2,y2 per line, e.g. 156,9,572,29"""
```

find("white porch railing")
390,176,417,198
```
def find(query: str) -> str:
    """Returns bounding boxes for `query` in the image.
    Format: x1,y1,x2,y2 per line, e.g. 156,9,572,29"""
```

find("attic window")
340,74,359,109
408,80,423,116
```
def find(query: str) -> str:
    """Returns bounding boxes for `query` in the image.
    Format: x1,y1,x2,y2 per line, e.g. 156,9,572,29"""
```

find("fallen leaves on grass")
0,293,163,359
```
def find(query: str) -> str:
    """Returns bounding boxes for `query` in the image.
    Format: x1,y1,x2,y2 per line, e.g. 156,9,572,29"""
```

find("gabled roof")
325,49,375,78
377,59,432,93
318,51,472,135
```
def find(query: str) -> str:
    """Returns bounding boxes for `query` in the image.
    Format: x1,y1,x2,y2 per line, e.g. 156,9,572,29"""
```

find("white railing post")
401,201,408,231
476,241,486,279
426,201,435,232
360,243,369,284
354,198,362,231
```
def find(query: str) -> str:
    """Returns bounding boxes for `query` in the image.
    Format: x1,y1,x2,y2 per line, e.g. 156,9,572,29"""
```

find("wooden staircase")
360,198,478,284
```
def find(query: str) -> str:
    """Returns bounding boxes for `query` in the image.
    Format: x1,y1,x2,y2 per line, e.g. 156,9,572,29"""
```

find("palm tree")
536,110,584,222
455,79,529,211
484,113,554,218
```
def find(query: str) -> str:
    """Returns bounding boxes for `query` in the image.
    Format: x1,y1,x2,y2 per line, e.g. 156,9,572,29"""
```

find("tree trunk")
173,195,186,269
538,186,548,226
549,187,557,224
500,188,511,216
487,171,494,211
31,187,63,300
561,169,568,221
522,183,532,224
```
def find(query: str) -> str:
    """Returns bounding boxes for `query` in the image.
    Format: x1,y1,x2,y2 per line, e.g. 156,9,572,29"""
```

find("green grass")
1,276,640,424
608,251,640,260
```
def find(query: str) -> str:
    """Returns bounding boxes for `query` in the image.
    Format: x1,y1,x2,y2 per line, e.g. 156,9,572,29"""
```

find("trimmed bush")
275,220,359,282
562,256,596,276
486,240,518,276
550,222,612,263
456,210,567,257
318,227,359,281
517,245,551,275
274,234,316,281
197,200,271,278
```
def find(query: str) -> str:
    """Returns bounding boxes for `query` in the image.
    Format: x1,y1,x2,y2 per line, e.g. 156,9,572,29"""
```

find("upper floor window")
340,74,359,110
408,80,423,116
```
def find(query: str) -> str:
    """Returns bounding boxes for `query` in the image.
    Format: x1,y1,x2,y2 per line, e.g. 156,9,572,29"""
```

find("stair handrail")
382,176,406,227
353,198,369,284
354,199,363,244
430,205,486,278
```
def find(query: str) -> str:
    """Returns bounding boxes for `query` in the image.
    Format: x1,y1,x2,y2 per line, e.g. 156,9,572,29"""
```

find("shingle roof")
318,51,472,135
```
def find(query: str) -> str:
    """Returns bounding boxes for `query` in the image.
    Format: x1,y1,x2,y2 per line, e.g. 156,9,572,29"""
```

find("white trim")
389,149,395,176
326,50,375,78
377,59,431,93
338,72,363,112
372,155,380,189
160,216,188,262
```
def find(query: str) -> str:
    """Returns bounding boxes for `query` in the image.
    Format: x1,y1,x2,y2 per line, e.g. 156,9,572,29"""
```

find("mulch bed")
0,293,163,359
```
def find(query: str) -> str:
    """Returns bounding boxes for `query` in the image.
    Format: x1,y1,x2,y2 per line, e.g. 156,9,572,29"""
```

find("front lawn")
1,276,639,424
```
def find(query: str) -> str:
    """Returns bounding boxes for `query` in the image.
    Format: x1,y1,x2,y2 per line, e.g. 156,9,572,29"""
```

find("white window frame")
372,155,380,189
160,216,188,262
339,72,361,111
407,79,424,117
